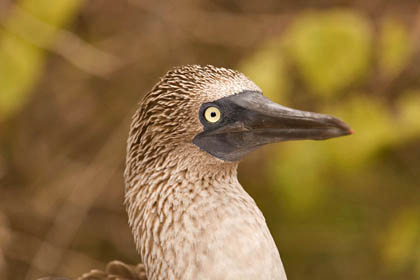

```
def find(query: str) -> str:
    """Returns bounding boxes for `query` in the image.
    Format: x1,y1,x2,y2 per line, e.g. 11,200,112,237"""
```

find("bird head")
126,65,352,169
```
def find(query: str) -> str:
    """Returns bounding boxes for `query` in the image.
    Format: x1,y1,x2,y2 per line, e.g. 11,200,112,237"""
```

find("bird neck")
124,143,241,244
124,144,286,279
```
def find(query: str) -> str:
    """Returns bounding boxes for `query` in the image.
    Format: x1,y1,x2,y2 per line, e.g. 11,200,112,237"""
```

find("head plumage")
148,65,260,102
125,65,259,181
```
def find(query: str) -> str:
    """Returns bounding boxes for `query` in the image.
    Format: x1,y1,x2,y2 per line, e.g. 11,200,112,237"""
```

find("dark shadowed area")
1,0,420,279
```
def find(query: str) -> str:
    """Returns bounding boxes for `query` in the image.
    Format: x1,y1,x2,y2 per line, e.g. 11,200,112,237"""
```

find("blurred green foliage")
380,17,413,78
382,208,420,274
240,40,290,104
284,10,372,97
0,0,83,120
1,2,420,280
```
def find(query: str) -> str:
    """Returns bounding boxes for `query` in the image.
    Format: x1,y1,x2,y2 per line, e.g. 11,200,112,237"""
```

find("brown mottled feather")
38,261,146,280
77,261,146,280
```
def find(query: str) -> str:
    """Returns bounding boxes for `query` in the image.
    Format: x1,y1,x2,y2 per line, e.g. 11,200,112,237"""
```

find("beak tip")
330,117,353,137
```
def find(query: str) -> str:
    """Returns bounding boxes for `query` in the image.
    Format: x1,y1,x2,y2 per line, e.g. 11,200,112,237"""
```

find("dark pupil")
210,112,217,118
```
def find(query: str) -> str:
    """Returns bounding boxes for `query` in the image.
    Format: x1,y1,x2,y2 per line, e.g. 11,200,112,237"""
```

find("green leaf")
381,208,420,272
239,40,290,104
379,17,413,78
285,10,372,97
396,90,420,140
268,141,328,214
0,0,84,121
0,34,43,119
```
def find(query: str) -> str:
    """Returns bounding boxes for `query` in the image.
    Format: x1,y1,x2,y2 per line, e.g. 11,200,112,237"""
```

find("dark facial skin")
193,91,353,161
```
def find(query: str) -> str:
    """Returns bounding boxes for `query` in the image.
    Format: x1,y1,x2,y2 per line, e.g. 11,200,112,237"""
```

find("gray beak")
193,91,353,161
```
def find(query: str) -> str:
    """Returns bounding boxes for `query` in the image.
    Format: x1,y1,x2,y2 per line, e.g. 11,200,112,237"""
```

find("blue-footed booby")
42,65,352,280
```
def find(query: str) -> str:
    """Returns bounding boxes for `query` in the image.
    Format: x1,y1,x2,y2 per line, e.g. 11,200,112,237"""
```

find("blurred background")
0,0,420,279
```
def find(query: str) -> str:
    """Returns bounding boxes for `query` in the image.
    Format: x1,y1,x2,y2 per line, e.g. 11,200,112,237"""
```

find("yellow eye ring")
204,106,221,123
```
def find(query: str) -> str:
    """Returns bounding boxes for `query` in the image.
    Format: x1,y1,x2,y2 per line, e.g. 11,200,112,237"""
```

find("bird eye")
203,106,221,123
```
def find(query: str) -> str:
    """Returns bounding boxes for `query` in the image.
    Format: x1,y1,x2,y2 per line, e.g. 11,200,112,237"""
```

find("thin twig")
24,114,131,280
2,4,122,77
127,0,291,47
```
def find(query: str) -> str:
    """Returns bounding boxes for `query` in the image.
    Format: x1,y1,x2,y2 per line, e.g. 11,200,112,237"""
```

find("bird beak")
193,91,353,162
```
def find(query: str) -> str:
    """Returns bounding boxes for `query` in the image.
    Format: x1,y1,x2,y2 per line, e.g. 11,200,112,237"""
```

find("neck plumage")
124,145,287,280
